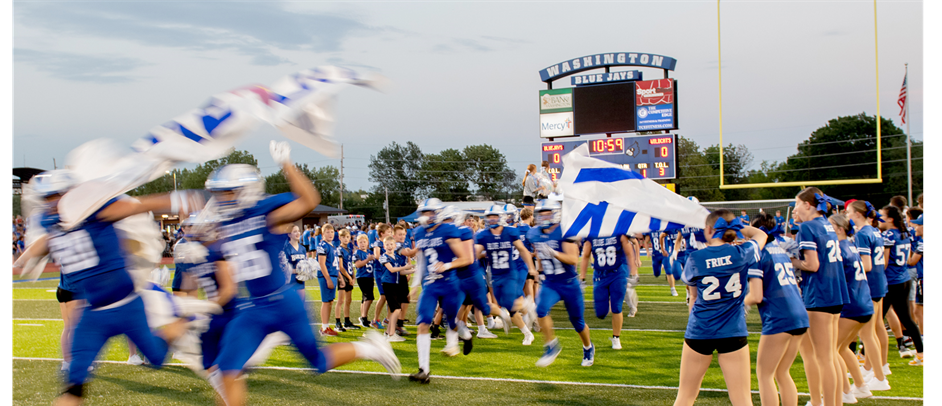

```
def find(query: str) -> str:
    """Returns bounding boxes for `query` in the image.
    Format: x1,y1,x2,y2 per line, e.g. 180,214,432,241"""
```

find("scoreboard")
541,134,676,181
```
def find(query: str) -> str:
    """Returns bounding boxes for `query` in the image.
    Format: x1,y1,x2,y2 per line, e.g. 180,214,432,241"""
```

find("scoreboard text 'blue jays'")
541,134,677,181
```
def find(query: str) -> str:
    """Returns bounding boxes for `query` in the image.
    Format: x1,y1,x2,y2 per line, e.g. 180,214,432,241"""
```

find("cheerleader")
846,200,891,384
787,188,847,406
879,205,922,365
828,214,876,402
674,209,767,406
744,213,808,406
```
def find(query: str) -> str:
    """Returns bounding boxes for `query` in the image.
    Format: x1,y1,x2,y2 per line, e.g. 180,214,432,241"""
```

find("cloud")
14,49,151,83
432,38,494,54
481,35,530,44
14,2,384,66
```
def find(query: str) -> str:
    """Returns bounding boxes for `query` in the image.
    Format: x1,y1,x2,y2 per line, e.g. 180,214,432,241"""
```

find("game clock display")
541,134,676,181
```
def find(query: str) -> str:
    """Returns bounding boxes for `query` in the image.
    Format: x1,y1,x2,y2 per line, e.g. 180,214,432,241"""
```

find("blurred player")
579,232,637,349
209,142,400,406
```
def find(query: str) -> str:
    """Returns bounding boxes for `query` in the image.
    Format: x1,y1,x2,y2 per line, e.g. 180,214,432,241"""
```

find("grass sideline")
12,260,923,405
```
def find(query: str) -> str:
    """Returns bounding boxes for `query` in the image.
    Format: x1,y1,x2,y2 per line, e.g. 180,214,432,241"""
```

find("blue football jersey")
648,231,664,258
882,228,911,285
509,225,529,274
796,217,849,308
914,236,924,279
748,240,808,335
587,235,627,277
456,225,483,279
682,240,759,339
415,223,462,282
839,239,873,318
217,193,296,298
338,246,353,276
315,239,340,278
475,227,521,277
379,252,405,284
526,225,579,284
680,227,707,257
354,249,373,276
855,224,887,298
371,240,388,283
183,242,240,311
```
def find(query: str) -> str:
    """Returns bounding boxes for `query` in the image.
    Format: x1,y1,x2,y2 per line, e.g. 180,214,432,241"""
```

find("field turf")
12,260,923,405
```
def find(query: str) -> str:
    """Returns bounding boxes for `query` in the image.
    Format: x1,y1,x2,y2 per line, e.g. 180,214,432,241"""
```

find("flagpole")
905,63,912,205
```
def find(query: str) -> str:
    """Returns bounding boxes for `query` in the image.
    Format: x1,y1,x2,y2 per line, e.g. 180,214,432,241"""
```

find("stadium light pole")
166,170,176,190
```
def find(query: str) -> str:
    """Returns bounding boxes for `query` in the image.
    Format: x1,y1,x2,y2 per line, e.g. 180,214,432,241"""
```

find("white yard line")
10,357,923,401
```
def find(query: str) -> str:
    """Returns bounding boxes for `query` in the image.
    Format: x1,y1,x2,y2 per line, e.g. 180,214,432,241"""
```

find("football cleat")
611,337,622,350
670,287,678,297
335,321,347,333
127,354,144,366
899,348,915,358
430,324,442,340
360,330,401,380
499,308,512,334
477,329,498,339
536,338,562,367
461,336,474,355
522,333,535,346
582,345,595,367
409,368,431,384
441,344,460,357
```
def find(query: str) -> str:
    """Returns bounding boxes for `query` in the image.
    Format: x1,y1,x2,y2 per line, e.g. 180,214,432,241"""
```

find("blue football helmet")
205,164,265,219
534,199,561,229
417,198,445,229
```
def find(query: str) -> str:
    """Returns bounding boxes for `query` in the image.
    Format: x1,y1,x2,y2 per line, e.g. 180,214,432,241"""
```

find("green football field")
12,260,923,405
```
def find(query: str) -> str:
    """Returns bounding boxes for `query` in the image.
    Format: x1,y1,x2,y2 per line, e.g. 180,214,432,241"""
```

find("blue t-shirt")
368,229,378,247
748,240,808,335
586,235,628,278
379,251,405,284
316,239,340,278
796,217,849,308
739,214,750,224
788,218,798,231
682,240,759,340
855,225,887,299
217,193,296,298
476,227,522,277
913,236,924,279
839,239,873,318
301,230,312,247
775,216,786,228
882,228,911,286
526,225,579,285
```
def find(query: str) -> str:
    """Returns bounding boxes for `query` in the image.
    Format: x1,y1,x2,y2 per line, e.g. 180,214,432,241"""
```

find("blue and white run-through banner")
557,144,709,240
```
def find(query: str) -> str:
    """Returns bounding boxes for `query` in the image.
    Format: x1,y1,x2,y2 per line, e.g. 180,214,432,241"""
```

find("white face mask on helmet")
205,164,264,220
416,198,445,229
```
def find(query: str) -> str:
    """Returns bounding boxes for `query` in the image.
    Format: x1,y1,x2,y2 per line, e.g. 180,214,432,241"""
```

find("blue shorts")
217,288,326,374
68,295,169,385
668,256,683,280
459,272,491,315
594,271,628,318
651,254,665,277
535,279,586,332
416,273,462,329
516,264,529,288
491,273,520,311
318,276,338,302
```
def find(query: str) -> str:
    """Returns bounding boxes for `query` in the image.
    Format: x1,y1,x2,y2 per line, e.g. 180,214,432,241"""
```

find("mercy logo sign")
540,112,575,138
539,88,573,114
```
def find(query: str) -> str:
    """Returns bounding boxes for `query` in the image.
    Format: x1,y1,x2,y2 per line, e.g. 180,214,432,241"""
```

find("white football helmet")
31,170,77,198
484,205,506,229
687,196,700,204
416,198,445,229
502,204,520,226
534,199,561,229
205,164,265,219
439,205,464,224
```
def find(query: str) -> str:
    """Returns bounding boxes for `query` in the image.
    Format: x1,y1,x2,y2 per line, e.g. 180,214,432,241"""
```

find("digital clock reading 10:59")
588,138,624,155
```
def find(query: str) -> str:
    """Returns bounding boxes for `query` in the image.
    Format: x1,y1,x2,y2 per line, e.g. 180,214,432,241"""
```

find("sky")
10,1,924,193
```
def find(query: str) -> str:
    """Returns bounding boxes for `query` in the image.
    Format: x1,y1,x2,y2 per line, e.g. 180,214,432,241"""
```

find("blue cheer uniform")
588,235,629,319
839,239,874,321
748,241,809,335
882,229,911,286
796,217,849,310
476,226,523,311
913,236,923,305
415,223,464,329
283,241,307,289
855,225,887,299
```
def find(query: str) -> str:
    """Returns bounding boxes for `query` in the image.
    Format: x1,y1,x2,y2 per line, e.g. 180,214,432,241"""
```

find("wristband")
444,262,452,271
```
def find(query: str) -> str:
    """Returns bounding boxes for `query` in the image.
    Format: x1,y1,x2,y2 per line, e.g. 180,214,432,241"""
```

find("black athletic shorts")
842,314,873,324
685,336,749,356
785,327,808,336
383,282,403,312
526,272,536,281
807,304,843,314
357,277,375,302
56,287,75,303
463,292,474,306
338,275,354,292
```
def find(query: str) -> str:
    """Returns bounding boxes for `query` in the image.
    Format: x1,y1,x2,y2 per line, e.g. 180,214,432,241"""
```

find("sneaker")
359,330,401,380
430,324,442,340
385,333,405,342
397,327,410,337
902,335,913,348
499,308,512,334
860,366,874,382
851,384,873,399
441,344,459,357
536,339,562,367
882,363,892,376
344,320,361,330
383,318,389,325
321,327,339,337
127,354,144,366
611,337,622,350
487,317,495,330
842,391,857,404
522,333,535,346
360,317,372,329
899,348,915,358
856,352,866,365
457,323,472,341
581,345,595,367
867,377,891,391
908,354,923,366
670,287,678,297
335,321,347,333
461,336,473,355
409,368,431,384
373,319,384,329
627,308,637,318
477,329,498,339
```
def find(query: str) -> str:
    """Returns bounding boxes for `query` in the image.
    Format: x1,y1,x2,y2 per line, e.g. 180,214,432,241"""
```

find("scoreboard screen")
541,134,677,181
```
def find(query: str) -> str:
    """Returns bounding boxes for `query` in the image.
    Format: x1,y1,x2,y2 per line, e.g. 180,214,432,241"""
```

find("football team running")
14,142,925,405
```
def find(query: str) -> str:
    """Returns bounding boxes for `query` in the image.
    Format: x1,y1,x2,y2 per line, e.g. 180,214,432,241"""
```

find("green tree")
420,148,472,201
703,143,753,201
128,149,258,196
674,136,723,201
463,144,516,201
368,141,424,218
13,194,21,217
264,164,342,208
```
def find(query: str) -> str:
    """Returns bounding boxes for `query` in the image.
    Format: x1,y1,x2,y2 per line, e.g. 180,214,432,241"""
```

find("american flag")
898,74,908,124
